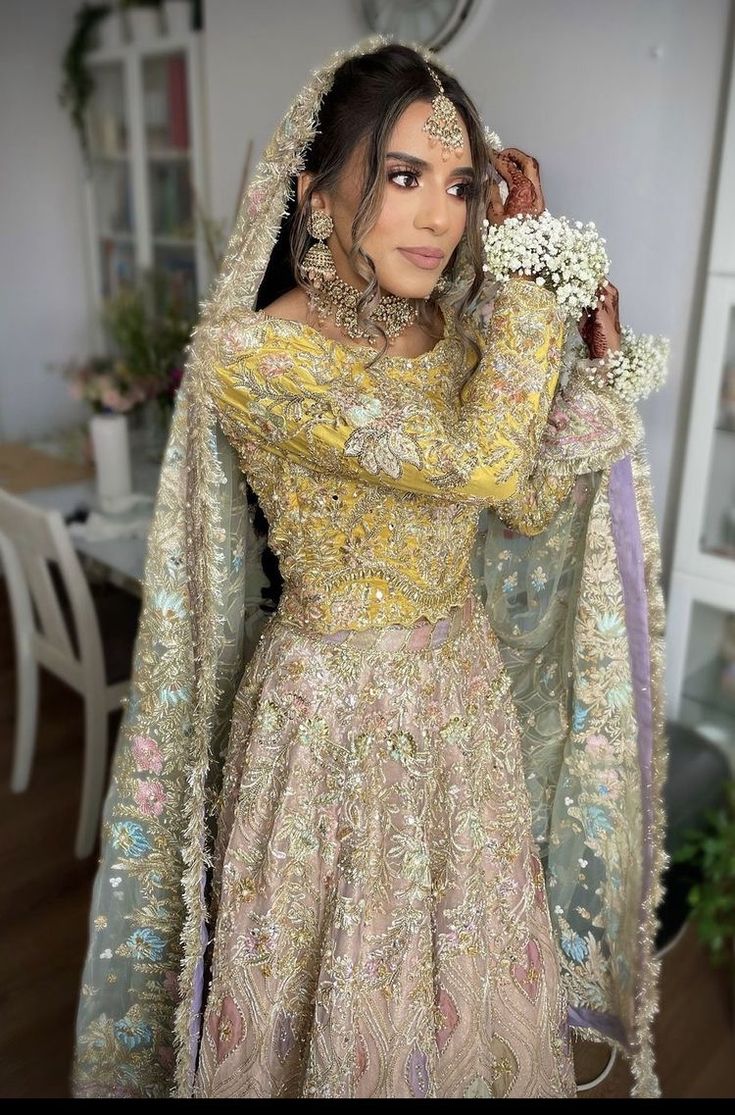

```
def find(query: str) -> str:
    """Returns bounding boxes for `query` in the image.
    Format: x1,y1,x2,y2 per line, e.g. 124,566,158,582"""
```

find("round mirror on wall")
361,0,478,49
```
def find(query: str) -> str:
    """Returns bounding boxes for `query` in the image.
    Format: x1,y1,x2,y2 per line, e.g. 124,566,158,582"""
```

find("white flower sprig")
583,327,670,402
481,210,610,321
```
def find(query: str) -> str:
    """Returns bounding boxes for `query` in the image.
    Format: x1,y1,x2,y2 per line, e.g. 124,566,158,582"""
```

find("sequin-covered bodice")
208,280,571,633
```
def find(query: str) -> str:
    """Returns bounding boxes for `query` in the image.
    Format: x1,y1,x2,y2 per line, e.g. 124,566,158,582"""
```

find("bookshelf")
82,4,209,343
666,40,735,774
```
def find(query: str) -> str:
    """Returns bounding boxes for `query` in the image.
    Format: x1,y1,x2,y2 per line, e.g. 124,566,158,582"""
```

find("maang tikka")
300,208,336,287
423,67,465,161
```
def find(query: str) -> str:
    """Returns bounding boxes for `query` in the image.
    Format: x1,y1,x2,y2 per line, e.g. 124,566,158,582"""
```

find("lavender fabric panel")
568,1004,627,1045
608,456,655,892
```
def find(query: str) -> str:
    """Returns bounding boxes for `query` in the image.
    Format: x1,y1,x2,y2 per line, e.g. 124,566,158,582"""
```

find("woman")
72,39,667,1099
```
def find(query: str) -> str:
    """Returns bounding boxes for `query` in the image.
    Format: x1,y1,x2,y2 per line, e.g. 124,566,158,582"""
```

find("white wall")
202,0,733,576
0,0,92,441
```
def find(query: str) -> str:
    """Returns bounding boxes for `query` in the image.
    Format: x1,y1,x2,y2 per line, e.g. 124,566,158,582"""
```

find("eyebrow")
385,150,475,177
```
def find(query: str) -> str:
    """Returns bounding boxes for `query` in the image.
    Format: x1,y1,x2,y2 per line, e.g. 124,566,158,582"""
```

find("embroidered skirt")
193,594,577,1099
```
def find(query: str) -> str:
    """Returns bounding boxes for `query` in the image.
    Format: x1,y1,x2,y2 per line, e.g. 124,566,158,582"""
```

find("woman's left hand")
578,279,622,357
486,147,546,225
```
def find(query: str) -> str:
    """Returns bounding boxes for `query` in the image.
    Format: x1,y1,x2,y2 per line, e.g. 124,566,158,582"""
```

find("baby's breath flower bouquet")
482,209,610,320
482,205,669,403
583,327,670,403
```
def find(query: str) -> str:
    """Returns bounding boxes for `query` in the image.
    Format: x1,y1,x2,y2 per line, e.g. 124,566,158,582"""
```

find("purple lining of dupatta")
190,865,209,1070
568,1004,626,1044
608,454,655,1044
608,456,654,891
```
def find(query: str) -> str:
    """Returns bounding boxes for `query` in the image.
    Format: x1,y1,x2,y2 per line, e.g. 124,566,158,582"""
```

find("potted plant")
671,779,735,971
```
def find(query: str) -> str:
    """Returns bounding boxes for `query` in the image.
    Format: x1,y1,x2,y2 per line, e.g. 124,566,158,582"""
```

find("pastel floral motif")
341,393,384,427
597,768,623,801
596,612,625,638
607,683,633,710
386,729,418,765
114,1015,153,1050
502,572,518,595
111,820,151,859
99,949,113,960
572,702,589,732
242,921,278,973
529,565,548,592
125,928,166,962
582,804,613,839
586,733,612,758
561,929,589,963
344,419,423,479
258,353,294,380
134,779,166,817
153,590,187,621
132,735,163,774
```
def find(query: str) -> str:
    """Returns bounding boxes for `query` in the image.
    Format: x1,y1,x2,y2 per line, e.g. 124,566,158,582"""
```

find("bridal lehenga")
72,38,668,1099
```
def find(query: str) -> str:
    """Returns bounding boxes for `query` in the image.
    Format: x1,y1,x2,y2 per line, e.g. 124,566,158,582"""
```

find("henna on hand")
487,148,545,224
578,281,622,358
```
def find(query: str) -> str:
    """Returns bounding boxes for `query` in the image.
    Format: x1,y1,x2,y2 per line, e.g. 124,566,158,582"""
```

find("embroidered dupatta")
71,37,667,1099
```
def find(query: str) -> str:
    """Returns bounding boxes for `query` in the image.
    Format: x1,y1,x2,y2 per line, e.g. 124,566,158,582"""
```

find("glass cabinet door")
143,51,197,318
87,62,135,298
679,599,735,769
701,303,735,560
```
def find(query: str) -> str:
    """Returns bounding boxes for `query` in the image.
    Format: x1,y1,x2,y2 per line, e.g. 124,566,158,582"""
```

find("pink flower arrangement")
61,356,153,415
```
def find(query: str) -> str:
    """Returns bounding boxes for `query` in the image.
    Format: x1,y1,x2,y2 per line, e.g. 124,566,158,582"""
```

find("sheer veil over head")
72,37,667,1098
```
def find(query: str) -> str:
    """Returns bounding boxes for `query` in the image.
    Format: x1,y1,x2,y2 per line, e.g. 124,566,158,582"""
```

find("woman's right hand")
486,148,546,225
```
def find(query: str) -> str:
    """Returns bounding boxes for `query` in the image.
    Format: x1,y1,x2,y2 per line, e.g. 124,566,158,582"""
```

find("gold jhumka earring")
423,67,465,161
300,209,337,287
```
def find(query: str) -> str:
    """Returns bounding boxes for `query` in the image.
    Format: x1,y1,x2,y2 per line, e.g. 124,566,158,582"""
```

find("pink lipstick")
397,247,445,270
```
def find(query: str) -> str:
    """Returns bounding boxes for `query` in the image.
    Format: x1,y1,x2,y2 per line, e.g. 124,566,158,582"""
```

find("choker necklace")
308,273,419,343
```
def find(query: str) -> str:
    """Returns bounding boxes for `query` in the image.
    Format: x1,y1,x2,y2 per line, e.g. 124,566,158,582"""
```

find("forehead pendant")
422,67,465,161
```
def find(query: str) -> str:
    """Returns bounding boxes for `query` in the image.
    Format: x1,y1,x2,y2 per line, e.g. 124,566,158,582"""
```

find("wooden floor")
0,584,733,1098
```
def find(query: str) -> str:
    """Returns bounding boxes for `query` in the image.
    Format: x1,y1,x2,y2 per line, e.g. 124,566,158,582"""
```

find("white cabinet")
667,40,735,771
82,4,209,342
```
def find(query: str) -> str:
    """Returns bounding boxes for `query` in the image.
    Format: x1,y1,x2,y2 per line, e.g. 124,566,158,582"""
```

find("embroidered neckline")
256,301,461,368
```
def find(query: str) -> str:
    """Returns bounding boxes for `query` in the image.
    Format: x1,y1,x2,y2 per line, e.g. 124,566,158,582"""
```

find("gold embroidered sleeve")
210,279,565,506
493,459,577,536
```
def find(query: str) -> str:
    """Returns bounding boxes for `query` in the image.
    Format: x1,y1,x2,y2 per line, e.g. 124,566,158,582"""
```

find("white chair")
0,488,136,858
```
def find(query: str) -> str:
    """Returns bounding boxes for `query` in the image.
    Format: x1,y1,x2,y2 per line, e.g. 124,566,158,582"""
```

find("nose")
414,184,451,235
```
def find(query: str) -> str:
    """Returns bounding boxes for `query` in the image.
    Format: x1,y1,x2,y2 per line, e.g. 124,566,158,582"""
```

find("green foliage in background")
103,270,193,402
59,3,110,161
672,780,735,969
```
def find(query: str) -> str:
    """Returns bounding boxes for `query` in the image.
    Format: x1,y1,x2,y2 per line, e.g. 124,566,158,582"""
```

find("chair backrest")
0,488,105,689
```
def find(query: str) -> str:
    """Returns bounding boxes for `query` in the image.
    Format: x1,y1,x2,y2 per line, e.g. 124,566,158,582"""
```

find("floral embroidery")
209,281,568,635
132,736,163,774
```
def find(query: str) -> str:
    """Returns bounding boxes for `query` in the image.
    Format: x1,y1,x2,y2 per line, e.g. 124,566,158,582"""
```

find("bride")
72,39,667,1099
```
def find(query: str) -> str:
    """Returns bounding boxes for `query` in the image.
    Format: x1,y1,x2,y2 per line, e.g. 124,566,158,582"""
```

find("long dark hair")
253,44,491,615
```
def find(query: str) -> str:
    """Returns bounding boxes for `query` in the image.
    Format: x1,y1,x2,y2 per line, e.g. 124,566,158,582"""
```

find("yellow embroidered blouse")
209,280,574,633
